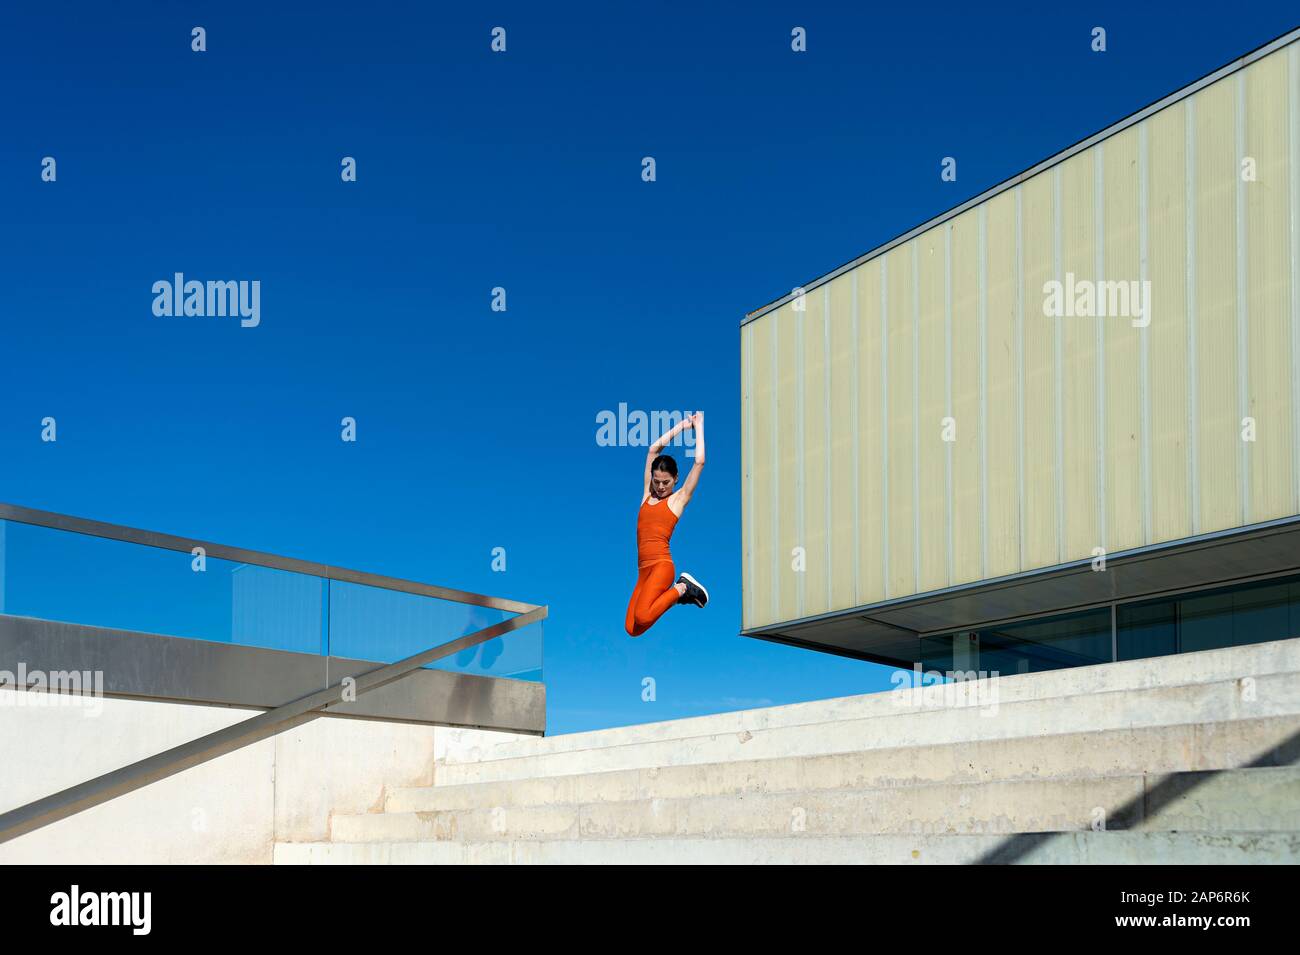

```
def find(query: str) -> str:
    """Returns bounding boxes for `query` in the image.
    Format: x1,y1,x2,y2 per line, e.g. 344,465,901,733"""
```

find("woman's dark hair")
650,454,678,479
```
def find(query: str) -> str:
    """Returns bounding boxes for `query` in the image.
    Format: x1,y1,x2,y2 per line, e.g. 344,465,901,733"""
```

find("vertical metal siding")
795,295,807,617
801,286,827,615
1147,101,1192,547
747,316,774,628
1193,78,1241,536
742,322,754,627
1060,150,1101,563
856,260,885,605
1244,54,1294,524
1138,123,1154,545
917,230,948,594
951,209,983,584
1022,173,1058,571
986,190,1021,579
1292,44,1300,516
828,276,857,613
1103,127,1144,554
886,249,916,598
775,304,798,621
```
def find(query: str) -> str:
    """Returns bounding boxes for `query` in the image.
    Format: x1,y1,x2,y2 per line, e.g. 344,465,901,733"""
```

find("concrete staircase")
275,637,1300,864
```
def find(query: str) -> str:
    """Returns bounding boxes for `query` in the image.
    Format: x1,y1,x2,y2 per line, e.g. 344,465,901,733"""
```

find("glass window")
923,608,1112,678
916,572,1300,678
1118,573,1300,660
1115,600,1177,661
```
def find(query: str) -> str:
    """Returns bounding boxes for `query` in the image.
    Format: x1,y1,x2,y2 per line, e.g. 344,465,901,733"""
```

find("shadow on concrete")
971,726,1300,864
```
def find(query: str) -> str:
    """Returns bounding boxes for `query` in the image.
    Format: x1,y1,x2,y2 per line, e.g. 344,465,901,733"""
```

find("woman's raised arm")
643,413,694,498
677,411,705,504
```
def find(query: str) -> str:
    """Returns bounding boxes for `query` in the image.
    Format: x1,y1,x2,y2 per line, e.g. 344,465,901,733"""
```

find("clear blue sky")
1,3,1295,734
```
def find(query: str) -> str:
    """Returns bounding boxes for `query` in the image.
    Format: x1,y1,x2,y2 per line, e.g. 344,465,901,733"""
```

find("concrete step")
439,637,1300,768
390,714,1300,812
276,830,1300,864
332,766,1300,843
437,671,1300,785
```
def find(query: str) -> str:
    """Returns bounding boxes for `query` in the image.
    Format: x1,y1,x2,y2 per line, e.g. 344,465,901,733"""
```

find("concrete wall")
0,692,536,863
741,37,1300,631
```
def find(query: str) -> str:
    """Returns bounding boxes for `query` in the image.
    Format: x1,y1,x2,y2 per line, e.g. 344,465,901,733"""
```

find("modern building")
740,27,1300,674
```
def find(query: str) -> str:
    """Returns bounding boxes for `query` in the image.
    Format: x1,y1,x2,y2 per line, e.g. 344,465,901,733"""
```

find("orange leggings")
625,560,679,636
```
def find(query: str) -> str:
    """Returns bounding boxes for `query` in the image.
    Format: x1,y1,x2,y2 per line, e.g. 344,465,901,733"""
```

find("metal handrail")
0,606,546,845
0,503,549,845
0,502,540,613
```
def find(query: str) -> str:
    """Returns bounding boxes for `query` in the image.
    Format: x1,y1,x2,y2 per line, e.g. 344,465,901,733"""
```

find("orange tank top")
637,495,679,568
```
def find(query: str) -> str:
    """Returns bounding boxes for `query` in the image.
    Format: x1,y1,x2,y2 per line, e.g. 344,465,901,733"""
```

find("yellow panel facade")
1192,78,1242,536
1145,102,1192,546
855,262,886,605
985,191,1021,578
1059,150,1102,562
826,275,858,613
1244,54,1295,523
740,37,1300,632
917,229,949,593
746,316,775,628
886,248,917,598
802,289,830,617
774,303,799,623
950,210,983,584
741,322,753,627
1021,173,1059,570
1102,126,1144,553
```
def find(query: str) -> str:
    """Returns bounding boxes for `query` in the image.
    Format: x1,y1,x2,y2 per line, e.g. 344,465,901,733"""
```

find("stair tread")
436,674,1300,785
395,714,1300,808
275,831,1300,864
440,641,1300,766
345,763,1300,819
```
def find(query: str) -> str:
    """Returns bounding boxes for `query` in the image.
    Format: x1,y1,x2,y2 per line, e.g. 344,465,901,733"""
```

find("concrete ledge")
441,637,1300,766
274,830,1300,865
390,715,1300,812
331,767,1300,842
438,670,1300,784
0,612,544,733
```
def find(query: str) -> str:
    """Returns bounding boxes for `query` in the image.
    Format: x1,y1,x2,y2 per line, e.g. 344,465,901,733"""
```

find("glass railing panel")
327,579,543,681
0,519,325,655
0,516,543,680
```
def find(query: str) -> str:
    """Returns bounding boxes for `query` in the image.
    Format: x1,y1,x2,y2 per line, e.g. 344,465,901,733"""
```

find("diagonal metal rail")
0,605,547,845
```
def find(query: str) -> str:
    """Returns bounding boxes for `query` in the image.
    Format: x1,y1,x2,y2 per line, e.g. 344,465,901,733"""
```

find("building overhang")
741,516,1300,668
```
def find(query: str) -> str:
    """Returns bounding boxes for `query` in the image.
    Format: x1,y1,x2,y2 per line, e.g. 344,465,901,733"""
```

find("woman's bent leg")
625,572,646,636
631,561,678,635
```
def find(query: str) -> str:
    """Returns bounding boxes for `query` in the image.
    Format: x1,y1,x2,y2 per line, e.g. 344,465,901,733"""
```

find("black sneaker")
674,575,693,605
677,572,709,608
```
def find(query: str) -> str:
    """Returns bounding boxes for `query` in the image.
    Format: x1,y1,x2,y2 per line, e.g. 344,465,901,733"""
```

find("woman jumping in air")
625,410,708,637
